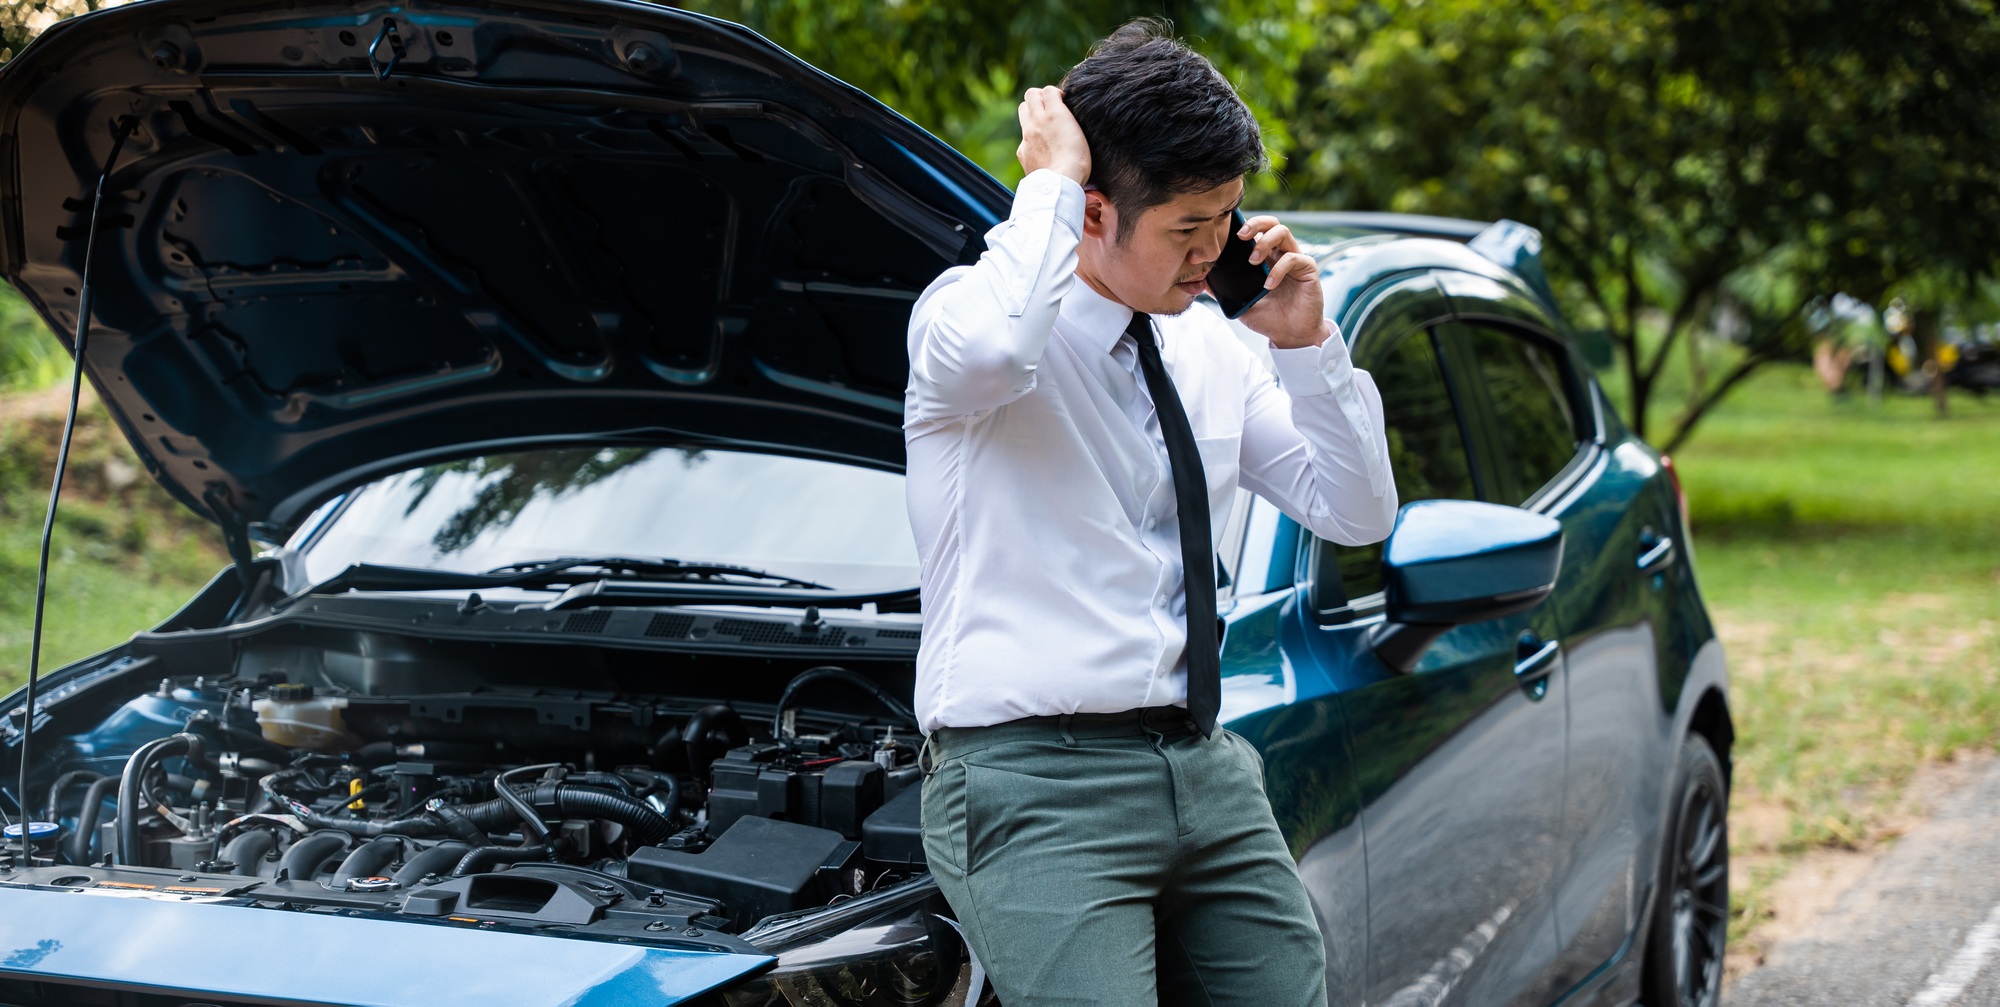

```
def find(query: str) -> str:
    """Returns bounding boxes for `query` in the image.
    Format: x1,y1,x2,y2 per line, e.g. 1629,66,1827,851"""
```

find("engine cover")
627,816,856,926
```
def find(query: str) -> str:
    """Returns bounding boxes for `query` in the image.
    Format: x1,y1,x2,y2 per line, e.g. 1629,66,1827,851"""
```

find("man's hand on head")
1016,86,1091,187
1233,215,1331,350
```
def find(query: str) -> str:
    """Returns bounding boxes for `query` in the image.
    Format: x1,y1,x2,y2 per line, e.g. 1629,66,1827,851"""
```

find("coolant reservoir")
252,683,354,751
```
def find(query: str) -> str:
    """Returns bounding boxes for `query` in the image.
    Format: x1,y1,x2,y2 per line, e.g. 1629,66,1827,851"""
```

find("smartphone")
1206,209,1273,319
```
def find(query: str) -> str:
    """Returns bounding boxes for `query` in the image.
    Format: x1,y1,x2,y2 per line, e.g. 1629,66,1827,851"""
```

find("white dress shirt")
904,168,1398,733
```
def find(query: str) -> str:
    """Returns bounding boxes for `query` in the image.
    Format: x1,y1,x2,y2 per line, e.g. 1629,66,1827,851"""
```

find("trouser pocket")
919,756,969,872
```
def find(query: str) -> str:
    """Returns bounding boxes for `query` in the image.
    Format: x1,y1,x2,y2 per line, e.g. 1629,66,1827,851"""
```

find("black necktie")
1127,312,1221,737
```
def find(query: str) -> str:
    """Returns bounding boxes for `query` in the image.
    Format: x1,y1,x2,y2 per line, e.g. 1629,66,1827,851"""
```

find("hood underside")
0,0,1009,538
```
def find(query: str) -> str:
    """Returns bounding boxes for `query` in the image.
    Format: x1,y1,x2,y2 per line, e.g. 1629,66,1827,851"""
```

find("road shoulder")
1726,750,2000,1006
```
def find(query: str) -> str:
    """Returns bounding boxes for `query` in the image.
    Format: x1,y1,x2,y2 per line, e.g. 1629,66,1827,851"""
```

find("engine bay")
4,632,934,944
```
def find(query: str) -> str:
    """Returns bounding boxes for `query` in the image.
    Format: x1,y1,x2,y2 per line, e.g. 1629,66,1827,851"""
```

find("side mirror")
1366,499,1563,672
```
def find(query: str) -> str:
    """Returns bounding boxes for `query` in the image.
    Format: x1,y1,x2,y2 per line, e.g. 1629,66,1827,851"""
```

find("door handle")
1636,531,1675,575
1515,635,1560,685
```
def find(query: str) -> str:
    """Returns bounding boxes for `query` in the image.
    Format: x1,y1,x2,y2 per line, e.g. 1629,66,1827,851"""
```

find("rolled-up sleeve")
1238,323,1399,546
905,169,1086,422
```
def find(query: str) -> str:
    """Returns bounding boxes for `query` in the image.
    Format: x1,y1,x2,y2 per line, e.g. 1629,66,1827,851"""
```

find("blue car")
0,1,1731,1005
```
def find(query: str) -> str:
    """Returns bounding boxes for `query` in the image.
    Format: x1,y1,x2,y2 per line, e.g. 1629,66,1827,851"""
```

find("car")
0,1,1732,1005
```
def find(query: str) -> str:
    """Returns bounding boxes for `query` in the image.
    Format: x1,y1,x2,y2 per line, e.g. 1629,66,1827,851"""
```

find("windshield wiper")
272,555,840,612
482,556,833,591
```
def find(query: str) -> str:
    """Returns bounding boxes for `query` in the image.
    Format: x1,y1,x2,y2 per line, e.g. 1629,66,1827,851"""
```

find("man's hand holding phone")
1227,214,1330,350
1016,86,1090,186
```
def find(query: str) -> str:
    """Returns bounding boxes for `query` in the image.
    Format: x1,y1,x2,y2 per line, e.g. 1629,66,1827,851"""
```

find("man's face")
1078,177,1245,316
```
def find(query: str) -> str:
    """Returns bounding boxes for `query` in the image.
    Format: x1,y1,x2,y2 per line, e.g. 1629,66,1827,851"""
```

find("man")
903,20,1398,1005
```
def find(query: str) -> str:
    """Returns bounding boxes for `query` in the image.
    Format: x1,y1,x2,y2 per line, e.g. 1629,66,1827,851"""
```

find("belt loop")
1058,714,1077,747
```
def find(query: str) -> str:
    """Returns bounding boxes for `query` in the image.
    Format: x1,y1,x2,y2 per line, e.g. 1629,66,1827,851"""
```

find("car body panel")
0,0,1009,540
1207,241,1725,1007
0,885,774,1004
1317,274,1571,1006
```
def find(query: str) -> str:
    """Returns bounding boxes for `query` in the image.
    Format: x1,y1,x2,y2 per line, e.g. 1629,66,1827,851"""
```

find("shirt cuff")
1267,320,1349,397
1015,168,1087,235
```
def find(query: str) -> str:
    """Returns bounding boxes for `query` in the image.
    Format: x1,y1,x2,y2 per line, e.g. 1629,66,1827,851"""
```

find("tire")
1641,733,1729,1007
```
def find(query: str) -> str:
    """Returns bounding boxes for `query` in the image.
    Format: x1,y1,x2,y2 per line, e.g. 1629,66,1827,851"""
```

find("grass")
1664,365,2000,955
0,391,228,692
1,282,66,392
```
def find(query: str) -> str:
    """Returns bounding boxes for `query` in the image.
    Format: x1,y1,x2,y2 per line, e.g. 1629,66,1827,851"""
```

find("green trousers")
919,707,1329,1007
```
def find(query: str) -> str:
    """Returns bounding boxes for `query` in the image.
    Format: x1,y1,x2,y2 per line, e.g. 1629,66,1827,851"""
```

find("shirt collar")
1059,277,1158,355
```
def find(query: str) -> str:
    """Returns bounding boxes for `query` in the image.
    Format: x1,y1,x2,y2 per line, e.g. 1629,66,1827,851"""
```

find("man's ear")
1082,189,1115,241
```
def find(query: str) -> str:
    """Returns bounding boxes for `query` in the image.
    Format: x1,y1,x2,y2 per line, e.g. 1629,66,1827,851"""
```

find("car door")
1434,282,1683,993
1286,274,1570,1007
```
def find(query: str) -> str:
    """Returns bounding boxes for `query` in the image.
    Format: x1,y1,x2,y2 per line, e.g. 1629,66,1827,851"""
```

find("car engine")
15,660,931,941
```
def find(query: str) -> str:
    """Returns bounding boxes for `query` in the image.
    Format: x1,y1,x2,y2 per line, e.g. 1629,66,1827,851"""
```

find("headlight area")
712,876,979,1007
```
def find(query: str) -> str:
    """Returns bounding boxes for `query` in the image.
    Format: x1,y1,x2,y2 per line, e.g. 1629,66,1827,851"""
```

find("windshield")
293,446,917,593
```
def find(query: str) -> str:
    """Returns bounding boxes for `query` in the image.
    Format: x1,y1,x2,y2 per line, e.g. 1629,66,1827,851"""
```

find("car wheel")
1642,733,1728,1007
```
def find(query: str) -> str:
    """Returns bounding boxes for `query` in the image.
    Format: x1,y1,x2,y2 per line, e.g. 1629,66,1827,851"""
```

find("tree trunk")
1660,353,1771,455
1911,307,1949,418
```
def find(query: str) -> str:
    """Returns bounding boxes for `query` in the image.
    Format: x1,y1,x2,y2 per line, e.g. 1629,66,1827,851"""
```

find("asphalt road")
1726,754,2000,1007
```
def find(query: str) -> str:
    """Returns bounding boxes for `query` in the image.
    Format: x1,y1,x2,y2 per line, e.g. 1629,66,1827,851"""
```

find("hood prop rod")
13,116,137,838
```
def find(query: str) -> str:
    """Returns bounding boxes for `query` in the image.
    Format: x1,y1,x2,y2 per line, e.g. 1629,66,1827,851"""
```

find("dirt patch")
1727,848,1876,980
1714,618,1780,677
1728,796,1792,853
1724,748,1999,985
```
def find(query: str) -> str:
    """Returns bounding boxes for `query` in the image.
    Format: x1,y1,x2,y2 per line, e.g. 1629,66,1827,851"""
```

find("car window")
1313,330,1478,617
293,446,918,593
1458,323,1581,503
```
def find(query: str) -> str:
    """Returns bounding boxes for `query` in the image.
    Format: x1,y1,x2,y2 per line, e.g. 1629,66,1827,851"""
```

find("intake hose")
276,831,351,882
66,776,119,865
448,841,553,878
221,829,280,876
493,763,556,843
162,774,211,804
617,766,682,821
392,842,472,886
331,836,405,884
116,733,205,865
44,770,103,823
521,782,674,847
425,801,489,846
681,704,747,779
561,771,634,794
440,784,674,846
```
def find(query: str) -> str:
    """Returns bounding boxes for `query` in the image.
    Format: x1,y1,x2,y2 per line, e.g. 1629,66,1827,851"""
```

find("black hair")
1059,19,1267,241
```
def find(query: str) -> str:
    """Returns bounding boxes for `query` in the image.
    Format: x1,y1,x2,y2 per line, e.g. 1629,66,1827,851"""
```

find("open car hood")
0,0,1008,546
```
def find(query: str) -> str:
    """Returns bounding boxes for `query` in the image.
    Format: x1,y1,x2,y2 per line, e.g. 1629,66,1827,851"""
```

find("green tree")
1,0,110,65
676,1,1315,187
1275,0,2000,450
403,446,680,552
